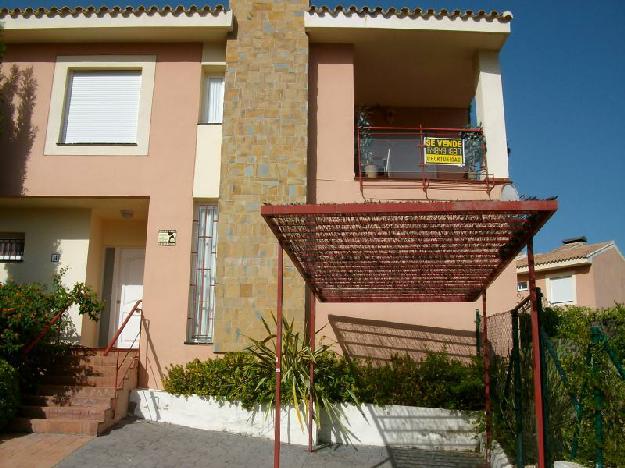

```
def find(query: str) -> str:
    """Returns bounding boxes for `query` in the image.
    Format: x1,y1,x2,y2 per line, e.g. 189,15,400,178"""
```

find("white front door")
111,248,145,349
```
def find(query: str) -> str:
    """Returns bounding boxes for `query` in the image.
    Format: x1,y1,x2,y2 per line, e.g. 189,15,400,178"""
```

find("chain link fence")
486,290,625,468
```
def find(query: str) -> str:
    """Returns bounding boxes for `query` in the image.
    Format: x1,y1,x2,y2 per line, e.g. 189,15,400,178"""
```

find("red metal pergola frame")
261,199,557,468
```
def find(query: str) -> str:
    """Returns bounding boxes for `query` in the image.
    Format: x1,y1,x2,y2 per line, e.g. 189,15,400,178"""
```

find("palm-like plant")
246,315,358,432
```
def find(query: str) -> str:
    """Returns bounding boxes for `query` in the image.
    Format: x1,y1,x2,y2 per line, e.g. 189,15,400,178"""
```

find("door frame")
107,247,146,344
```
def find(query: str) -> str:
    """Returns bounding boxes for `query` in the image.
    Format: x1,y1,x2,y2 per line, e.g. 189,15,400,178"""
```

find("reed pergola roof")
261,200,557,303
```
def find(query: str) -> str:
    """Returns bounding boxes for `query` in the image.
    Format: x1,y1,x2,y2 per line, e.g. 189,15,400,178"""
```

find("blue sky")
3,0,625,253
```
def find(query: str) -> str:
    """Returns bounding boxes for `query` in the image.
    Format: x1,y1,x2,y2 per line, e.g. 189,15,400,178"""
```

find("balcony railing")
356,126,492,193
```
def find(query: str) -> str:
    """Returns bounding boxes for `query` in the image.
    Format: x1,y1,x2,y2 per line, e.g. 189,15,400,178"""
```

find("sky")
3,0,625,253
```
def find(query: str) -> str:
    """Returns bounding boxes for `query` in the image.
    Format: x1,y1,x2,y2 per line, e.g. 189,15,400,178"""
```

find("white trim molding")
45,55,156,156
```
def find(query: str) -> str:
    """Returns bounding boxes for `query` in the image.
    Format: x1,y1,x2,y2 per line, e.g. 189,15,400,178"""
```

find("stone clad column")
213,0,308,351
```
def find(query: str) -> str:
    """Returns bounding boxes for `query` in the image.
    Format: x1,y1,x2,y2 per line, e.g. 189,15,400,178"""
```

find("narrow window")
0,233,25,262
188,204,218,343
549,275,574,304
61,70,142,144
200,75,225,124
517,281,528,292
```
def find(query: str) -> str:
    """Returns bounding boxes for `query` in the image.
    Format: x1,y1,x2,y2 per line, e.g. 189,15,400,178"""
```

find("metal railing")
104,299,143,391
22,308,69,356
356,126,493,195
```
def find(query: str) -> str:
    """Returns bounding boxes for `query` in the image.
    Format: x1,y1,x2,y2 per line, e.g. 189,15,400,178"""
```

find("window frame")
517,280,528,292
0,233,25,263
199,73,225,125
45,55,156,156
547,273,576,305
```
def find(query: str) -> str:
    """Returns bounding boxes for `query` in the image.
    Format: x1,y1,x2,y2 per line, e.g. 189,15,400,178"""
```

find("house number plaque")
158,229,177,246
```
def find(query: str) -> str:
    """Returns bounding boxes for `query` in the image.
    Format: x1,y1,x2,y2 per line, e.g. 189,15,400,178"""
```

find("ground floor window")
188,204,218,343
0,233,25,262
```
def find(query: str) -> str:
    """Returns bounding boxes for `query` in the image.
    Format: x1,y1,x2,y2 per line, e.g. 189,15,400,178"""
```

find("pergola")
261,199,557,468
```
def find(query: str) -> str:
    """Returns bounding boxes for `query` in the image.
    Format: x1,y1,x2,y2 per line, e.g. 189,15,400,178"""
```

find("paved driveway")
56,418,487,468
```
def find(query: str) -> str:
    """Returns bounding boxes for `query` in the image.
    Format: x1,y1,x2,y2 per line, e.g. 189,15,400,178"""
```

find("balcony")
356,125,494,193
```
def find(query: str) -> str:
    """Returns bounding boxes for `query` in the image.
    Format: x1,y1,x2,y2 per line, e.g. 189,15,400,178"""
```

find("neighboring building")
1,4,517,390
516,238,625,308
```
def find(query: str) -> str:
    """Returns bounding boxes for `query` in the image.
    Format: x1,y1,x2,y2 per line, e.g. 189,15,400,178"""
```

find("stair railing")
22,307,69,356
104,299,143,395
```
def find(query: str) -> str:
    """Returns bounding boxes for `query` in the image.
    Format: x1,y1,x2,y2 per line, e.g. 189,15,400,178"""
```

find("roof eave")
0,9,233,43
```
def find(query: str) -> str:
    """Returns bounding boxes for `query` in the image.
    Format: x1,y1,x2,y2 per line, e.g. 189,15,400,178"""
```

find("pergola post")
274,245,284,468
528,237,546,468
482,290,492,449
307,289,316,453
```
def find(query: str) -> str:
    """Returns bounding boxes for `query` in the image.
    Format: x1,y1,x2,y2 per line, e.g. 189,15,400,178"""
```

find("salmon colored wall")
309,44,518,356
309,44,504,204
0,43,217,388
593,247,625,308
518,265,595,307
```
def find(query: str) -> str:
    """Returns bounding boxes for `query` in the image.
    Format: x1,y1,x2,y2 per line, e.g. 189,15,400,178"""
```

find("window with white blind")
549,275,575,304
188,204,218,343
61,70,142,144
200,76,225,124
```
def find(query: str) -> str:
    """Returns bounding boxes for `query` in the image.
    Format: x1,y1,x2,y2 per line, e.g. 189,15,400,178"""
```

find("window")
61,71,142,144
200,75,225,124
549,275,574,304
188,204,218,343
517,281,528,292
45,55,156,156
0,233,25,262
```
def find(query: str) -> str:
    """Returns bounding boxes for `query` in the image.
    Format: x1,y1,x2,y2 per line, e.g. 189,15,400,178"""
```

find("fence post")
591,326,604,468
475,309,481,356
536,288,551,467
512,307,524,467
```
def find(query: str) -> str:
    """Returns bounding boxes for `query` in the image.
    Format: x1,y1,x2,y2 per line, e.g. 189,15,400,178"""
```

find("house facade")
517,239,625,308
1,4,517,389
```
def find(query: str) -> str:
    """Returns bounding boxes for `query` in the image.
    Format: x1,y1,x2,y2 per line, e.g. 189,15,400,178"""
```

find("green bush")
164,344,484,413
0,358,19,430
0,271,103,390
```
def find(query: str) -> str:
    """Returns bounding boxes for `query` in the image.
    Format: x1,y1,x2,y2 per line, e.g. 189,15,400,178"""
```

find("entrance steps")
9,347,139,436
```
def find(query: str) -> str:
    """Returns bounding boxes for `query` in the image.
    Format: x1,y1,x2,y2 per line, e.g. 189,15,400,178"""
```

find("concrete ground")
56,418,488,468
0,433,92,468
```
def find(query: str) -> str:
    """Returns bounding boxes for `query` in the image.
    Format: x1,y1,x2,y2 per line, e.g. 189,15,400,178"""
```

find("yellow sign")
423,137,465,166
158,229,177,246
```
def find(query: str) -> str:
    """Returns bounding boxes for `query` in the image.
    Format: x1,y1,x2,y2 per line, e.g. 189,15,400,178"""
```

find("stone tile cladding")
213,0,308,351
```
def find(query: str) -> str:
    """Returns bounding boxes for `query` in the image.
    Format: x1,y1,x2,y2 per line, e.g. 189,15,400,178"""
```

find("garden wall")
130,390,478,450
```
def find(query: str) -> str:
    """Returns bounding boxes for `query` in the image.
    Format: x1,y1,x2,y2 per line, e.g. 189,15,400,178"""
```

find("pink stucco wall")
0,43,216,388
309,44,518,357
593,247,625,308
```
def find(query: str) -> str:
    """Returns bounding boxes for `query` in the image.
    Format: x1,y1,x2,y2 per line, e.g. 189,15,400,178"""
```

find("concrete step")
19,405,112,421
8,417,104,436
36,384,117,399
41,374,117,387
22,394,115,408
59,353,138,368
46,363,119,377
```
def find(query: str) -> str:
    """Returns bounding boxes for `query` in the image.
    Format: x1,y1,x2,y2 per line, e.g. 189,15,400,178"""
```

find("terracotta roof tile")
516,241,614,269
0,4,227,18
308,5,512,21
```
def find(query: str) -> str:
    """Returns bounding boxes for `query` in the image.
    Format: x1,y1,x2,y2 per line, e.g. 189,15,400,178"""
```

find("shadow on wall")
3,238,61,285
0,65,38,196
327,315,477,364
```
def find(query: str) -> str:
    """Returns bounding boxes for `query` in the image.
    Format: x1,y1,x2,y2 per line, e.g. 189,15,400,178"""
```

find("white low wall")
130,389,313,445
130,389,478,450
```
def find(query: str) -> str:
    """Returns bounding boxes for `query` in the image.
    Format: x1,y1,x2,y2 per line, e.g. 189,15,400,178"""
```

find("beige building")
1,4,519,391
516,238,625,308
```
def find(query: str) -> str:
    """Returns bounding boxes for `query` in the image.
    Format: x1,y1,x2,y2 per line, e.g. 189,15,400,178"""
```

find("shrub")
0,271,103,390
0,358,19,430
164,327,484,416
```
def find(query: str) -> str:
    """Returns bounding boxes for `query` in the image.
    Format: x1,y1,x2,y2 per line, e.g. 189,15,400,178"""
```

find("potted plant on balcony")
356,106,377,178
461,126,486,180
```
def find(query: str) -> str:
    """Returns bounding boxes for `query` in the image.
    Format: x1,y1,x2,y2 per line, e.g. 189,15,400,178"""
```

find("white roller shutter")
62,70,142,144
550,275,574,304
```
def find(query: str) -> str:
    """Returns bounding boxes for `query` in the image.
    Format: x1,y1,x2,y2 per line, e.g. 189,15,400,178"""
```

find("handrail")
22,308,68,356
104,299,142,356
